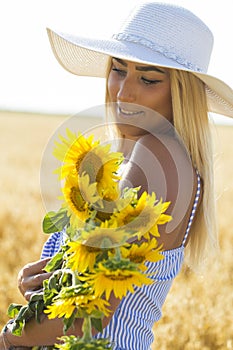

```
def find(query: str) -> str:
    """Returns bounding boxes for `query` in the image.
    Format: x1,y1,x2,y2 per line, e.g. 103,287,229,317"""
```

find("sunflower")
44,286,110,319
79,220,129,249
147,197,172,239
65,240,102,273
112,191,172,240
44,297,76,319
78,172,102,205
78,143,123,200
120,238,164,271
83,258,153,300
53,130,123,200
53,130,99,178
61,173,101,229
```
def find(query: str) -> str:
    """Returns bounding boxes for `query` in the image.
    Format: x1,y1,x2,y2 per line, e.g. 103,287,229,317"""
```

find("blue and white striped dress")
41,175,201,350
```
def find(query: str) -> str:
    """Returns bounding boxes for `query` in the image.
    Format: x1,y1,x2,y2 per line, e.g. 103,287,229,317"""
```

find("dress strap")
181,170,202,247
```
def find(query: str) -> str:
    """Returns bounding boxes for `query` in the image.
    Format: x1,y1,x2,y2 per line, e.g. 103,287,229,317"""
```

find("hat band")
112,33,203,73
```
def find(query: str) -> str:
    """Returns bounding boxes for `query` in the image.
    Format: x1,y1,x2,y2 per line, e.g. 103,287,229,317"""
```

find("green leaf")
44,252,64,272
43,279,59,305
91,317,103,333
63,310,77,333
11,319,25,336
7,303,23,318
42,207,69,234
35,300,45,323
15,305,34,321
29,291,44,303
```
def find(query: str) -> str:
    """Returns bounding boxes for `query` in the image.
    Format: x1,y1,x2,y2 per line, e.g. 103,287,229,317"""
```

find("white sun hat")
47,1,233,118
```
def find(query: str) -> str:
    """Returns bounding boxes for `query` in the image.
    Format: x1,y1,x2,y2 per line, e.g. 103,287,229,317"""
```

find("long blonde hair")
105,59,218,269
169,69,218,269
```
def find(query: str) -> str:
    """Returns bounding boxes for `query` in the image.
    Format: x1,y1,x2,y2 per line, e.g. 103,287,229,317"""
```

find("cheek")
107,75,118,101
151,86,173,119
163,89,173,119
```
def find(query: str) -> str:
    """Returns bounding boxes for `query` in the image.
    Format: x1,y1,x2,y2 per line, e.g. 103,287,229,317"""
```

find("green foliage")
44,252,64,272
7,292,45,336
43,208,69,234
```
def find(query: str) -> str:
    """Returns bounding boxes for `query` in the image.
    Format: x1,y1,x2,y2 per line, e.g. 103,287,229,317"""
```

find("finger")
18,258,50,287
22,258,51,276
25,288,43,302
22,271,52,291
18,271,52,299
32,272,52,286
18,259,50,288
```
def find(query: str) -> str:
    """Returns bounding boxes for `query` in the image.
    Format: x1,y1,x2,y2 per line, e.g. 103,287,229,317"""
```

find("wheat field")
0,110,232,349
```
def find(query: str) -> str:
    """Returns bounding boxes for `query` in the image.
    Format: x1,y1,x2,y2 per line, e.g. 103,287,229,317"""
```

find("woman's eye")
142,77,162,85
112,66,126,76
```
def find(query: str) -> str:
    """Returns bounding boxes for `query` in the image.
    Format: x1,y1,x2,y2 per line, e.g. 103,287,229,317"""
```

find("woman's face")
107,58,173,138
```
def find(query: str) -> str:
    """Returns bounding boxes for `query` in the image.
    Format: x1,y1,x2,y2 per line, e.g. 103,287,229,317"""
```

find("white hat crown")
113,2,214,73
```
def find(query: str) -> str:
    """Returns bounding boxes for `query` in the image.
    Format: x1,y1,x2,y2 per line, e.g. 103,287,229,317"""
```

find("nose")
117,77,136,103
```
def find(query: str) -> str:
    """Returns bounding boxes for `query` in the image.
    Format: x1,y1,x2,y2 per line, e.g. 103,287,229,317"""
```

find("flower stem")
81,316,93,343
115,246,122,261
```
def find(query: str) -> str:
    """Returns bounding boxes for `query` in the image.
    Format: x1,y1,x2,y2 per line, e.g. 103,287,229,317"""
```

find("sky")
0,0,233,124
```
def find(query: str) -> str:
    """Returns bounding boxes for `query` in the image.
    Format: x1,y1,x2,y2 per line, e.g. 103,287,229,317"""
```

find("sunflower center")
96,200,116,221
79,151,104,183
85,235,114,249
86,245,102,253
127,213,152,230
122,213,136,225
130,254,145,264
75,152,88,173
70,187,86,212
107,273,132,281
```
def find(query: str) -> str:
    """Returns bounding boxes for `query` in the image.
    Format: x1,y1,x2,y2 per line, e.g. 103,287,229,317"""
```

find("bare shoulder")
136,132,191,169
129,133,194,194
121,133,199,250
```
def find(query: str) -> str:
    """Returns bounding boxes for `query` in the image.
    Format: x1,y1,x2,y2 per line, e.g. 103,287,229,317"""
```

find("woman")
1,2,233,349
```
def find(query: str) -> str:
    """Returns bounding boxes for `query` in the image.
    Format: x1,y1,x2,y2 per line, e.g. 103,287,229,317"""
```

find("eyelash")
141,77,162,85
112,67,125,76
111,67,162,85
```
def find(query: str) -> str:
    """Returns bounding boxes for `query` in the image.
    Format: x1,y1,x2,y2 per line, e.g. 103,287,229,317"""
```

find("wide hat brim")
47,28,233,118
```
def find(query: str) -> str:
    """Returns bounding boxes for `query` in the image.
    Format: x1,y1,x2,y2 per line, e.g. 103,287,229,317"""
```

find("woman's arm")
6,253,120,348
1,315,83,348
0,292,120,349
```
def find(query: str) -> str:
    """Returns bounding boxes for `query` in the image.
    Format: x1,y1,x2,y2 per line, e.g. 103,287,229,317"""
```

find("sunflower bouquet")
7,129,172,350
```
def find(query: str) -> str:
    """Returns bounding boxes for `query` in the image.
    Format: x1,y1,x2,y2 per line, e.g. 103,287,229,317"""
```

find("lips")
118,105,145,118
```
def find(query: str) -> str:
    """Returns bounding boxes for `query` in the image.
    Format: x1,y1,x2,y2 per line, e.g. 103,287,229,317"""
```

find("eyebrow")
112,57,166,74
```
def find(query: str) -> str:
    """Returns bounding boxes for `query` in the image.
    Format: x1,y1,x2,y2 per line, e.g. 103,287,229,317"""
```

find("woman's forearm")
1,315,83,348
1,293,119,349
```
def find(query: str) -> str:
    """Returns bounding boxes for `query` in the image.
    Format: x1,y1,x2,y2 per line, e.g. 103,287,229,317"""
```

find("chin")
117,123,149,140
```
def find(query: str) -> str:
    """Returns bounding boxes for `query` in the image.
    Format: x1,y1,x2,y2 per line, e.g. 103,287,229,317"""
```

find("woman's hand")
0,326,31,350
0,324,32,350
17,258,52,301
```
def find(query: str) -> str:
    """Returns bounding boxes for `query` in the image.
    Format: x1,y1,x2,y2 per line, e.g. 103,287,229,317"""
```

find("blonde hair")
105,58,218,269
169,69,218,269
